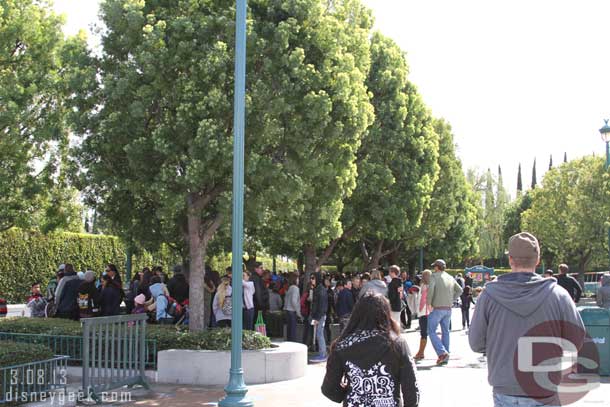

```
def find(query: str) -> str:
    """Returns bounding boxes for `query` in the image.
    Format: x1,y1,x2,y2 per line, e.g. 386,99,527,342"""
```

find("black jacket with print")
321,330,419,407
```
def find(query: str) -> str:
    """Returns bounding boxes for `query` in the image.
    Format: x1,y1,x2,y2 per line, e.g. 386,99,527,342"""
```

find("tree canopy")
0,0,86,232
522,156,610,277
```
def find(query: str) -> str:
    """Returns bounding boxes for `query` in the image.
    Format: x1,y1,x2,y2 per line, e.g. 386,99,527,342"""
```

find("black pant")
302,318,313,349
324,313,332,344
419,315,428,339
461,308,470,328
286,311,298,342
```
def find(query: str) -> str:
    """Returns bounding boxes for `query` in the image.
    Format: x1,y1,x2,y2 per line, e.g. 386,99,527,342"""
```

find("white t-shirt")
213,285,232,322
243,280,255,310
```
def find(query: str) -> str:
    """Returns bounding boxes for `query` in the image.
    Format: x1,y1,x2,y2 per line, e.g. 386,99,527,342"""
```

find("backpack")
222,295,232,316
165,295,183,317
77,293,90,311
45,300,57,318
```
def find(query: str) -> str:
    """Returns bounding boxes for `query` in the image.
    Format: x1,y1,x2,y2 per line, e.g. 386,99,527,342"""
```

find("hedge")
0,318,272,351
0,340,54,368
0,229,179,303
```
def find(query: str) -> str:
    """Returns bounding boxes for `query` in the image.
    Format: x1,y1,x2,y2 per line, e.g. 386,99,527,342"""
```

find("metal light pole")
219,0,252,406
599,119,610,271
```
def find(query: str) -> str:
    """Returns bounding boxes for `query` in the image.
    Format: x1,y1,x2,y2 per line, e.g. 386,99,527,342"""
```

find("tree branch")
360,240,370,262
316,226,356,268
202,213,223,245
187,184,223,214
380,241,403,258
0,222,14,233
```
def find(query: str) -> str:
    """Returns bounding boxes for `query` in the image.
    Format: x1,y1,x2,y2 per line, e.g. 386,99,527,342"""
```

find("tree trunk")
406,250,417,278
187,208,207,332
368,240,384,271
304,244,317,282
389,246,400,266
577,251,591,289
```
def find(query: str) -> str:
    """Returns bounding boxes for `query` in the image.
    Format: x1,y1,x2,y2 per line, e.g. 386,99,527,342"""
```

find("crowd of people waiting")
25,263,189,324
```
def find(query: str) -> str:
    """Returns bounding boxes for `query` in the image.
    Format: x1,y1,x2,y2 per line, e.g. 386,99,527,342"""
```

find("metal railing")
0,331,158,369
0,355,68,404
82,314,150,402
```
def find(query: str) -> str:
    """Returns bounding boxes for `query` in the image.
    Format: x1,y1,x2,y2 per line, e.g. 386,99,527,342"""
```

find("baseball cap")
254,262,263,268
58,264,65,271
431,259,446,269
508,232,540,261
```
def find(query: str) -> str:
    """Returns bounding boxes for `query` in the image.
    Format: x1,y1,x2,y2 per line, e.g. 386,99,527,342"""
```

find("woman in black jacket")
99,274,122,316
321,293,419,407
460,285,476,329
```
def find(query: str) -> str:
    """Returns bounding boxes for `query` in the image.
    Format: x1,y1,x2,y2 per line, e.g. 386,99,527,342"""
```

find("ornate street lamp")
219,0,253,406
599,119,610,271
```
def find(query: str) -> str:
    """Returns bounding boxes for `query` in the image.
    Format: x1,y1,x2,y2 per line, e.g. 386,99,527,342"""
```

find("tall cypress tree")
531,158,537,189
549,155,553,170
517,163,523,194
564,152,568,163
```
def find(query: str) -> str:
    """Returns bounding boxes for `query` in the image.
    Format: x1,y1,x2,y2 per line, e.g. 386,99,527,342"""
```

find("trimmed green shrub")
0,341,54,368
0,318,272,351
0,229,180,303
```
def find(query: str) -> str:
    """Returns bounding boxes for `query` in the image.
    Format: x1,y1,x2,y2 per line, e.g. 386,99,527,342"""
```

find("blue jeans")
286,311,297,342
493,393,559,407
314,315,327,358
427,309,451,356
243,307,255,331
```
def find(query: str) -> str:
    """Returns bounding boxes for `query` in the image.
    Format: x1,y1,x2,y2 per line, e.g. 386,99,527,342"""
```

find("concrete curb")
157,341,307,385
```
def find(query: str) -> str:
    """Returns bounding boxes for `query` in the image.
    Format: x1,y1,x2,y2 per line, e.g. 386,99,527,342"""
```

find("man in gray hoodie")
469,232,585,407
358,269,388,299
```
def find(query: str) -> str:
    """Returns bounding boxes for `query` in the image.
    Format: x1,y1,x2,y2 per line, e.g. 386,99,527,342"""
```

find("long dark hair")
106,263,122,284
102,274,120,290
332,293,400,351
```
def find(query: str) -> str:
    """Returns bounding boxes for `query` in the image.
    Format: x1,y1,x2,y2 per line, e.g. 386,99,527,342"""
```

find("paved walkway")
24,308,610,406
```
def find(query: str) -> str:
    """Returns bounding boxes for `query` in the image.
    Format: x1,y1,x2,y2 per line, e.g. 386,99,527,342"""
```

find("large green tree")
418,120,481,267
0,0,86,232
522,156,610,280
343,34,439,272
292,33,440,275
253,0,375,278
73,0,374,331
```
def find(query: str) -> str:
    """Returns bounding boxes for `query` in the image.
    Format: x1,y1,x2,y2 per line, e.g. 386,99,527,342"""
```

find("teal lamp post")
219,0,252,406
599,119,610,270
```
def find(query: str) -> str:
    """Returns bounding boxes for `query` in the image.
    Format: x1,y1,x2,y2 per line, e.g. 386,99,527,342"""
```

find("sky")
53,0,610,198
